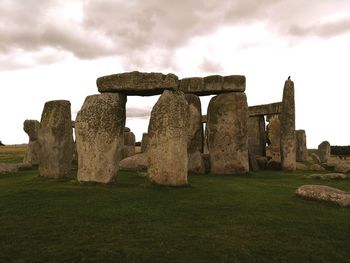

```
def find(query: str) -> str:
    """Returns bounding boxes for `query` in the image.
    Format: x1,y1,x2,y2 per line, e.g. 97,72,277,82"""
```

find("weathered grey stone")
148,90,189,186
124,131,135,146
296,130,308,162
310,153,321,164
97,71,179,95
141,133,149,153
121,146,135,159
248,102,282,117
38,100,73,178
119,153,148,171
201,153,211,174
207,92,249,174
248,116,266,157
248,151,259,172
75,93,126,183
266,159,282,170
23,120,40,165
0,163,18,174
280,80,296,171
318,141,331,163
185,94,205,174
179,75,245,95
256,156,268,170
334,163,350,173
296,185,350,207
309,164,325,171
202,115,207,123
122,130,135,159
266,115,281,161
305,173,348,180
124,127,131,132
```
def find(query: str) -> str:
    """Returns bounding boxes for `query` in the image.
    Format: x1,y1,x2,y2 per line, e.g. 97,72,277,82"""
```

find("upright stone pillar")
38,100,73,178
318,141,330,163
296,130,308,162
148,90,189,186
75,93,126,183
266,115,281,161
122,128,136,159
185,94,205,174
23,119,40,165
141,133,149,153
207,92,249,174
247,116,266,157
280,80,296,171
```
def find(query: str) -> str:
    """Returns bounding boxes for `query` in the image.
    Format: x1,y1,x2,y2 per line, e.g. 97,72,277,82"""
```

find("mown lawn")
0,164,350,262
0,145,26,163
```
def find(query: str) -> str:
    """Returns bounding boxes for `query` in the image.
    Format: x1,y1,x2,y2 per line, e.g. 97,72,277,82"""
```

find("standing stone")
266,115,281,161
247,116,266,157
148,90,189,186
318,141,331,163
141,133,149,153
280,80,296,171
23,119,40,165
207,92,249,174
75,93,126,183
185,94,205,174
122,130,136,159
296,130,308,162
38,100,73,178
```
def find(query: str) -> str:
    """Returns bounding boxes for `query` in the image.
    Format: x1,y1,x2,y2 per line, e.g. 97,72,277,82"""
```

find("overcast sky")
1,0,350,148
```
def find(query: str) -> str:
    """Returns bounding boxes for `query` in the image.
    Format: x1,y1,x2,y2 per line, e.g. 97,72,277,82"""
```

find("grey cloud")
1,0,350,70
126,106,152,118
198,58,223,73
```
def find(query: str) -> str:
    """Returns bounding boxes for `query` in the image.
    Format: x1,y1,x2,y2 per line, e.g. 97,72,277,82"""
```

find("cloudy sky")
1,0,350,148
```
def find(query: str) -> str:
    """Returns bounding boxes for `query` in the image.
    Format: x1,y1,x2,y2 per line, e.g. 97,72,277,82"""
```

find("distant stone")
305,173,347,180
296,162,308,171
97,71,179,96
207,92,249,174
185,94,205,174
309,164,325,171
296,130,308,162
265,115,281,161
296,185,350,207
38,100,73,178
256,156,268,170
75,93,126,183
119,153,148,171
310,153,321,164
280,80,296,171
23,119,40,165
0,163,18,174
334,163,350,173
122,130,136,159
148,90,189,186
124,127,131,132
141,133,149,153
179,75,245,95
318,141,331,163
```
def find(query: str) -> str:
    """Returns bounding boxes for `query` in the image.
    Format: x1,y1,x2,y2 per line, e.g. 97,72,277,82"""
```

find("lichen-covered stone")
119,153,148,171
207,92,249,174
75,93,126,183
305,173,347,180
179,75,245,95
185,94,205,174
318,141,331,163
141,133,149,153
296,185,350,207
296,130,308,162
266,115,281,162
280,80,296,171
38,100,73,178
122,130,135,159
97,71,179,95
148,90,189,186
248,116,266,157
23,120,40,165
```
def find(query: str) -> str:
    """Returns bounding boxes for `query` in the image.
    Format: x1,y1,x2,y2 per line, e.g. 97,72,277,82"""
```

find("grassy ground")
0,145,26,163
1,166,350,262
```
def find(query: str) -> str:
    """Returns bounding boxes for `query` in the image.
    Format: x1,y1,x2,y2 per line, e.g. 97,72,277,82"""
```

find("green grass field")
1,149,350,262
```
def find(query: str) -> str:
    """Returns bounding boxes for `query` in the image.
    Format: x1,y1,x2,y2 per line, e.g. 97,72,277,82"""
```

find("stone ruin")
26,71,305,185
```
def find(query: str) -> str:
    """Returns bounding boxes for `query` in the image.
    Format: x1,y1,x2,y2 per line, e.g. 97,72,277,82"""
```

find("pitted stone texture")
280,80,296,171
122,131,135,159
23,120,40,165
296,185,350,207
97,71,179,96
185,94,205,173
23,120,40,141
141,133,149,153
119,153,148,171
38,100,73,178
266,115,281,161
75,93,126,183
248,116,266,157
179,75,245,95
296,130,308,162
148,90,189,186
248,102,282,117
207,92,249,174
318,141,331,163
